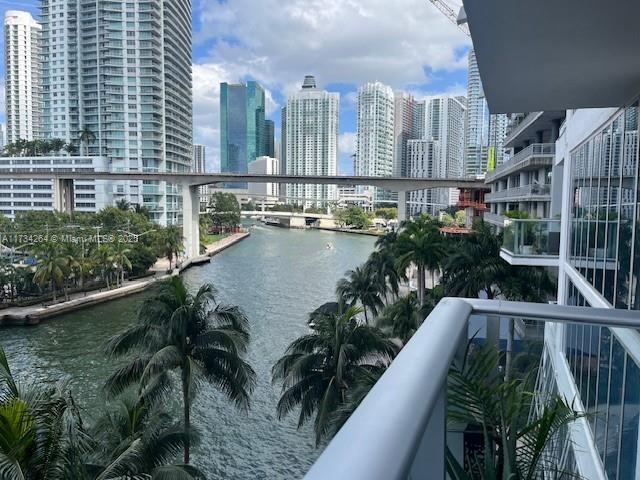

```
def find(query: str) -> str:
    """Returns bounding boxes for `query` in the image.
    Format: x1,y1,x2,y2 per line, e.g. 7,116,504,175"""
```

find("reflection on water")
1,226,375,479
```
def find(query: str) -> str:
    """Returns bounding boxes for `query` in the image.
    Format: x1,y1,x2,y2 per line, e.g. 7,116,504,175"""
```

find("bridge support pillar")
182,184,200,259
261,199,266,213
53,178,75,214
397,190,407,223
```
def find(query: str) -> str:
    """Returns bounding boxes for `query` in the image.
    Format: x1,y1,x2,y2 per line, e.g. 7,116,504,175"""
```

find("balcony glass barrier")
502,218,561,257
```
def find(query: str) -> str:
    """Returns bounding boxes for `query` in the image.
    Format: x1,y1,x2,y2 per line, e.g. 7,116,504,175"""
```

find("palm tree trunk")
417,264,425,306
182,370,191,464
364,308,369,324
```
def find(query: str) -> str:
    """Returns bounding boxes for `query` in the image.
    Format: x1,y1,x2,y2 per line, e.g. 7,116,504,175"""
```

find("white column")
182,184,200,259
53,178,74,214
397,190,407,223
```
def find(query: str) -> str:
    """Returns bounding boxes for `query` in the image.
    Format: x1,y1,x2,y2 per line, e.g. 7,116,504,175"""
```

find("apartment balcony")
305,298,639,479
501,218,560,267
485,144,555,184
485,183,551,203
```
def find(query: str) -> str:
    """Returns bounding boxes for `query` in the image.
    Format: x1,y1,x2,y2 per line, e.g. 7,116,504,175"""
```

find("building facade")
283,76,339,207
0,156,110,218
393,92,425,177
248,156,279,205
355,82,394,202
39,0,193,225
4,10,42,144
193,144,205,173
264,119,275,158
464,49,508,178
425,95,466,208
407,139,441,216
220,81,267,182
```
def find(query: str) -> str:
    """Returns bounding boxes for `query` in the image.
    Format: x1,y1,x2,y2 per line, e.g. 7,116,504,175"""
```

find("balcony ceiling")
462,0,640,113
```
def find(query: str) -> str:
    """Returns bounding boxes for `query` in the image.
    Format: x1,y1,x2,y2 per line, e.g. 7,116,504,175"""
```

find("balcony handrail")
486,143,555,182
504,217,561,224
304,298,640,480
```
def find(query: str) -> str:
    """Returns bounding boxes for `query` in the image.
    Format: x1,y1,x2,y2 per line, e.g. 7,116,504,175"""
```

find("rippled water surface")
1,226,376,479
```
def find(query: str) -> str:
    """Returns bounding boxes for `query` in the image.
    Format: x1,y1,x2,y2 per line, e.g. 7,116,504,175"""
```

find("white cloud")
193,0,469,92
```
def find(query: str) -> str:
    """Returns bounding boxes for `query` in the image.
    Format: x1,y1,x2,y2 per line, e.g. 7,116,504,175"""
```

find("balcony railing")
304,298,640,479
485,143,555,183
502,218,561,257
483,211,506,227
485,183,551,202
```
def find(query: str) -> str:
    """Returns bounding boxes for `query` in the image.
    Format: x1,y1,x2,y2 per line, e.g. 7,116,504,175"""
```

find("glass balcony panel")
502,218,561,257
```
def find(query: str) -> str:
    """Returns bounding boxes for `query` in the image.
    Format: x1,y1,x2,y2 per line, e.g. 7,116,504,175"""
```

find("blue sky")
0,0,470,174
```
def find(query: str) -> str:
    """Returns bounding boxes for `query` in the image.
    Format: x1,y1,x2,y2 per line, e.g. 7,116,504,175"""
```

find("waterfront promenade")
0,231,250,326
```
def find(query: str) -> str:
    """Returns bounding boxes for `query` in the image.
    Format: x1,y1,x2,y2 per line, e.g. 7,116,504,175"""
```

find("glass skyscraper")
220,80,267,185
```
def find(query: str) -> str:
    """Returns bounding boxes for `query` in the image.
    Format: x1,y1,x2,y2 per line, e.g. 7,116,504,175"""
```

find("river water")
0,225,376,479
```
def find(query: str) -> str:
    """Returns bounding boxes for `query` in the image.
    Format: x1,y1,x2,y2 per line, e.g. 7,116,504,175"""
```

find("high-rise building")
39,0,193,225
464,49,508,178
407,139,441,216
355,82,394,202
263,119,275,158
393,92,425,177
283,76,339,207
248,156,279,205
0,124,6,150
425,95,466,206
193,144,206,173
220,81,266,182
4,11,42,144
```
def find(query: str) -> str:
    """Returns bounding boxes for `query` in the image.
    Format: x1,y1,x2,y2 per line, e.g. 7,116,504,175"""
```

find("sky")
0,0,470,174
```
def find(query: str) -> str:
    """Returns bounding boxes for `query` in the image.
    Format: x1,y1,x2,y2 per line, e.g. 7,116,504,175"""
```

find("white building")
393,92,425,177
193,144,206,173
4,11,42,144
425,95,466,207
39,0,193,225
0,125,6,150
248,156,279,205
407,139,441,216
355,82,394,202
464,50,508,178
0,156,110,219
284,75,339,207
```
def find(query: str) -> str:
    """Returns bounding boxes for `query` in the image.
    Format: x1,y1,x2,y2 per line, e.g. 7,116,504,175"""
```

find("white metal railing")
483,211,506,226
485,143,555,183
485,183,551,202
304,298,640,480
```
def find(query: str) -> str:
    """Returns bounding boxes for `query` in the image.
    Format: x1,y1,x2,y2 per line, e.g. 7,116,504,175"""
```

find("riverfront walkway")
0,231,250,326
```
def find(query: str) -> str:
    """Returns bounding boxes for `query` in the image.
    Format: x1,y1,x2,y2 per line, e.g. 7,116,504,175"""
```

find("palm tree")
90,391,204,479
447,343,582,479
159,225,183,270
133,203,151,219
95,244,114,289
336,265,385,323
104,277,256,464
443,221,509,300
64,142,78,156
33,242,67,302
366,247,401,303
375,293,425,344
79,126,96,155
48,138,66,155
115,198,130,211
111,242,132,287
395,215,446,306
272,306,396,445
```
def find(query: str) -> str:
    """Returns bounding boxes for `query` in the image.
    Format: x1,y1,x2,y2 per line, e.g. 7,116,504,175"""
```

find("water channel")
1,225,376,479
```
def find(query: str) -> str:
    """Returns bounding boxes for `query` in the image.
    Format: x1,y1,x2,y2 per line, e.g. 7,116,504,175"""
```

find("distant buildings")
264,120,275,158
283,76,339,207
34,0,193,225
424,95,466,207
464,50,508,178
355,82,394,202
407,139,441,216
393,92,425,177
193,144,206,173
4,11,41,143
248,156,279,206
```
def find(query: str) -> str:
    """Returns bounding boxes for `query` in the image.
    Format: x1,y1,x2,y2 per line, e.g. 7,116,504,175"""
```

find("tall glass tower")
40,0,193,225
220,80,266,185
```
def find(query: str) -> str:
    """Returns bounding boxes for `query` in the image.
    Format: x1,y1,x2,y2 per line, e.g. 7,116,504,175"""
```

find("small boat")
326,242,334,250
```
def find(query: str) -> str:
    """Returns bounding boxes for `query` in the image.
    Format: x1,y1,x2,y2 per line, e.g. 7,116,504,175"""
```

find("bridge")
0,171,487,259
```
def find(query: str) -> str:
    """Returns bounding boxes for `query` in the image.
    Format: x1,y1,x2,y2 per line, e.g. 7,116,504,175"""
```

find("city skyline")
0,0,471,174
